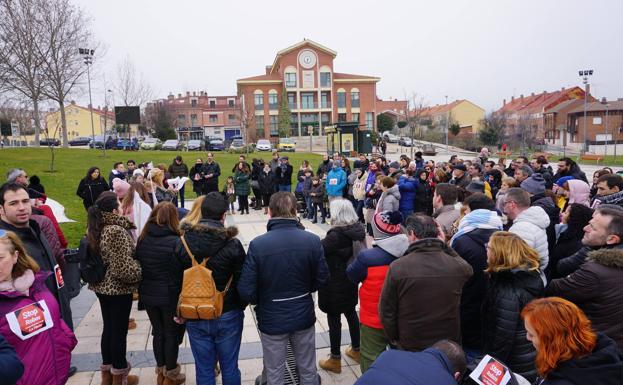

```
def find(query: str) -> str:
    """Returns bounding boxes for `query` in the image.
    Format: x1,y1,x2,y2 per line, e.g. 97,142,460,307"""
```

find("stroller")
294,180,308,215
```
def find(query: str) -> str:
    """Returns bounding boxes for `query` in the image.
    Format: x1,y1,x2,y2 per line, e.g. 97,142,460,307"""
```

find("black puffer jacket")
452,228,497,350
538,333,623,385
481,269,544,381
531,193,560,257
76,177,109,209
258,170,275,195
135,223,184,308
179,219,247,314
318,223,366,314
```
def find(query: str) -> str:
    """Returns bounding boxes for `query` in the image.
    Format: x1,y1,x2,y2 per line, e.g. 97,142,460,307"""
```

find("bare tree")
38,0,96,147
0,0,48,146
405,92,427,159
113,56,153,107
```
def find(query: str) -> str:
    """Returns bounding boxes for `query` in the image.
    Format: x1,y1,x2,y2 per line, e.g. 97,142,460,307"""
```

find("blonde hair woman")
179,195,206,228
481,231,544,381
148,168,176,203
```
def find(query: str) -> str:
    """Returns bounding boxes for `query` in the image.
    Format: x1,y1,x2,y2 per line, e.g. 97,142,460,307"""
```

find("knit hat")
466,180,485,193
521,173,546,195
112,178,131,199
555,175,575,187
133,169,144,177
389,161,400,170
372,211,403,240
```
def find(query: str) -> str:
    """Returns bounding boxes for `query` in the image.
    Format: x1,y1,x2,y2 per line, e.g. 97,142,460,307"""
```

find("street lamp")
445,95,449,154
578,69,593,153
601,97,610,157
79,48,95,149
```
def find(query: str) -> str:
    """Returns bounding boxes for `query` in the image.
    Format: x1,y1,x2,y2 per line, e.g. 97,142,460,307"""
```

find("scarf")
449,209,502,247
0,269,35,295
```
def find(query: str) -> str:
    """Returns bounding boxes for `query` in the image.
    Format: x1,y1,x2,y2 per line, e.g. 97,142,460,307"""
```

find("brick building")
496,86,591,144
567,99,623,154
237,39,389,141
376,98,408,124
146,92,241,141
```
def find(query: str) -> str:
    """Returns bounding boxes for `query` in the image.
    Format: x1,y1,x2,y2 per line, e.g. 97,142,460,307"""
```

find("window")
228,114,236,124
287,93,296,109
291,113,299,130
337,91,346,108
268,93,278,110
338,113,347,122
593,117,602,125
214,129,221,134
228,99,235,108
255,116,265,138
209,99,216,108
352,113,359,123
321,92,330,108
320,72,331,87
366,112,374,129
191,114,198,126
254,94,264,109
270,116,279,136
285,73,297,88
301,93,315,109
177,114,186,126
209,114,217,123
351,91,360,108
191,99,197,107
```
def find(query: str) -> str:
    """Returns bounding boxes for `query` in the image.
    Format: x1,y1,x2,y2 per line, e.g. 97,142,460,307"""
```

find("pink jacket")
0,271,77,385
568,179,591,207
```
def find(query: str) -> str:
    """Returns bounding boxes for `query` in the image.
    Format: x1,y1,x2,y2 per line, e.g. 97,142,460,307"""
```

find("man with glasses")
201,152,221,194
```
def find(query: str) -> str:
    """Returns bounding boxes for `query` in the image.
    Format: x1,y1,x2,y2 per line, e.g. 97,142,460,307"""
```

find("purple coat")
0,272,77,385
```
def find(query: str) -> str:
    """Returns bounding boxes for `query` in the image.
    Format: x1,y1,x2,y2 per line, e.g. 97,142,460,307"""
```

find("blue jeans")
186,309,244,385
305,196,312,217
278,184,291,192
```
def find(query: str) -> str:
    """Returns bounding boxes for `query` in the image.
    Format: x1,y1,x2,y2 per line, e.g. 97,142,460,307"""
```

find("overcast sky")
75,0,623,112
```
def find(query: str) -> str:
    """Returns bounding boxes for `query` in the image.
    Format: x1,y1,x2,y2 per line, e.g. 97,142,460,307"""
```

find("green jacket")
234,171,250,195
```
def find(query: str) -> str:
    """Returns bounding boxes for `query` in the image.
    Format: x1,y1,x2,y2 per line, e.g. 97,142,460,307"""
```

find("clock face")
299,50,316,69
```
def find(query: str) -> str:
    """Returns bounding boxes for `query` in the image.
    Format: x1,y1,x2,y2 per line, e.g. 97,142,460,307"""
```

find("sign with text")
6,300,54,340
469,355,513,385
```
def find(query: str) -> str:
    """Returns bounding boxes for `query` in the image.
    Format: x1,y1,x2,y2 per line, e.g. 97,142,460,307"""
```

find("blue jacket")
0,334,23,384
237,219,330,335
397,175,417,212
355,348,458,385
325,167,347,197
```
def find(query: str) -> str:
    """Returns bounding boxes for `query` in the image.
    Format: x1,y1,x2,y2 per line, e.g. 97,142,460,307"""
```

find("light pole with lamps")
445,95,449,154
578,69,593,153
79,48,95,149
600,97,610,157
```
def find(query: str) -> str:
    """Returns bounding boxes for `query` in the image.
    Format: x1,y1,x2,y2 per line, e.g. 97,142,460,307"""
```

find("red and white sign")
54,264,64,289
470,355,513,385
6,300,54,340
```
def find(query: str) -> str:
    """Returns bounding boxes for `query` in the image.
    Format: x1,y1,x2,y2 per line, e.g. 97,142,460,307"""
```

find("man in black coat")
553,157,588,183
108,162,126,188
200,152,221,194
275,156,293,192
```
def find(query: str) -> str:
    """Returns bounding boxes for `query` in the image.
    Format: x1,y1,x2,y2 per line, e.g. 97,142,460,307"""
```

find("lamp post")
445,95,449,154
600,97,610,157
578,69,593,153
79,48,95,149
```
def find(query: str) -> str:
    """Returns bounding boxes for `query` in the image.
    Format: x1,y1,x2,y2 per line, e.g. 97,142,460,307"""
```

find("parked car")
382,132,399,143
229,138,245,151
69,136,91,146
162,139,184,151
187,139,204,151
140,137,162,150
89,135,117,149
398,137,413,147
40,138,61,146
116,138,138,150
277,137,296,152
421,144,438,156
206,139,225,151
256,139,272,151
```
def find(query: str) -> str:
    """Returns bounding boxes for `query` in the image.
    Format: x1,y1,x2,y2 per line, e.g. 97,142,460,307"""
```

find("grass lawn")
572,155,623,167
0,148,322,247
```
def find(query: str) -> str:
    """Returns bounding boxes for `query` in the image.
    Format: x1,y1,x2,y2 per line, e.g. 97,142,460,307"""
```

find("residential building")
146,92,241,141
416,99,485,138
236,39,382,141
377,98,408,128
44,102,115,142
566,99,623,155
496,86,592,144
543,99,584,147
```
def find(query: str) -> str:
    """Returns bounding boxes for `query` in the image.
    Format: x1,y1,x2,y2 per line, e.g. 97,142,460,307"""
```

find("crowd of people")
0,148,622,385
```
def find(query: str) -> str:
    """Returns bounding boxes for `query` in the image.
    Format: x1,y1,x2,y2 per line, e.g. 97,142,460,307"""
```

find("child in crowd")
309,176,326,223
495,176,517,213
302,168,314,219
223,176,236,214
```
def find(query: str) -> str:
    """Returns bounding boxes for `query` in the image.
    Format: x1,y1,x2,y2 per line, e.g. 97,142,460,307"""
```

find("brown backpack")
177,235,233,320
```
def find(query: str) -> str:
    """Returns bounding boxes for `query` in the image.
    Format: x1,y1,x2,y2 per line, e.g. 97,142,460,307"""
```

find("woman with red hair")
521,297,623,384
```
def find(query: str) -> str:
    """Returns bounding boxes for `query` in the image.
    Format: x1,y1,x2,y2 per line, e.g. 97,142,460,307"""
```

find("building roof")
236,73,283,84
270,39,337,74
333,72,380,83
568,100,623,114
497,86,586,114
47,103,114,119
416,100,463,117
544,99,584,114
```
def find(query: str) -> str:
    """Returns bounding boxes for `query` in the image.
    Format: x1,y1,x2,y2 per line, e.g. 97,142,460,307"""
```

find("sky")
74,0,623,112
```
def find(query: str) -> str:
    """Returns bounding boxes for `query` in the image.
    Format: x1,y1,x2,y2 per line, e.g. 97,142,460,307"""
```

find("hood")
515,206,550,230
266,218,305,232
102,211,136,230
180,219,239,256
548,334,623,384
464,227,498,245
493,269,543,296
568,180,591,206
531,193,555,208
332,222,366,242
587,244,623,268
374,234,409,258
406,238,459,258
386,185,401,200
145,223,179,238
0,271,50,299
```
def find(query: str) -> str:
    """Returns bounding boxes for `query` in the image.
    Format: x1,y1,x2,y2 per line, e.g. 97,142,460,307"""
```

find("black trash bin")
62,248,83,299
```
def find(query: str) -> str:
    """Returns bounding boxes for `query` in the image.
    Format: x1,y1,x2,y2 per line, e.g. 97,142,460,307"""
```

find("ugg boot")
319,355,341,374
163,364,186,385
111,364,139,385
155,366,165,385
101,364,113,385
345,345,360,363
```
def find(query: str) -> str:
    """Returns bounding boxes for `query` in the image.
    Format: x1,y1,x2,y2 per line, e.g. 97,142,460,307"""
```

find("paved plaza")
67,205,362,385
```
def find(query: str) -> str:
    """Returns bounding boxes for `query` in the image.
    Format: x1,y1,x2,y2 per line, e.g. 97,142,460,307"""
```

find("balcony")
285,81,297,88
320,101,331,109
268,103,279,110
288,102,297,110
254,104,264,110
300,102,318,110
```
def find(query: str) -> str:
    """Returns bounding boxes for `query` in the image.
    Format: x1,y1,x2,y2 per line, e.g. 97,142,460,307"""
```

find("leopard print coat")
89,211,142,296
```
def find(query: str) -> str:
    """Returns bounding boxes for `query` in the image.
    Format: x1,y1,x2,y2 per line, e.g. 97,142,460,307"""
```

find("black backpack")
77,237,107,284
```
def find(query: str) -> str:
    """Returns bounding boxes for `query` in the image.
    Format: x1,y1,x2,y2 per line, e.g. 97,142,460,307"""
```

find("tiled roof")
498,86,586,114
568,100,623,114
237,73,283,82
544,99,584,114
417,100,464,117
